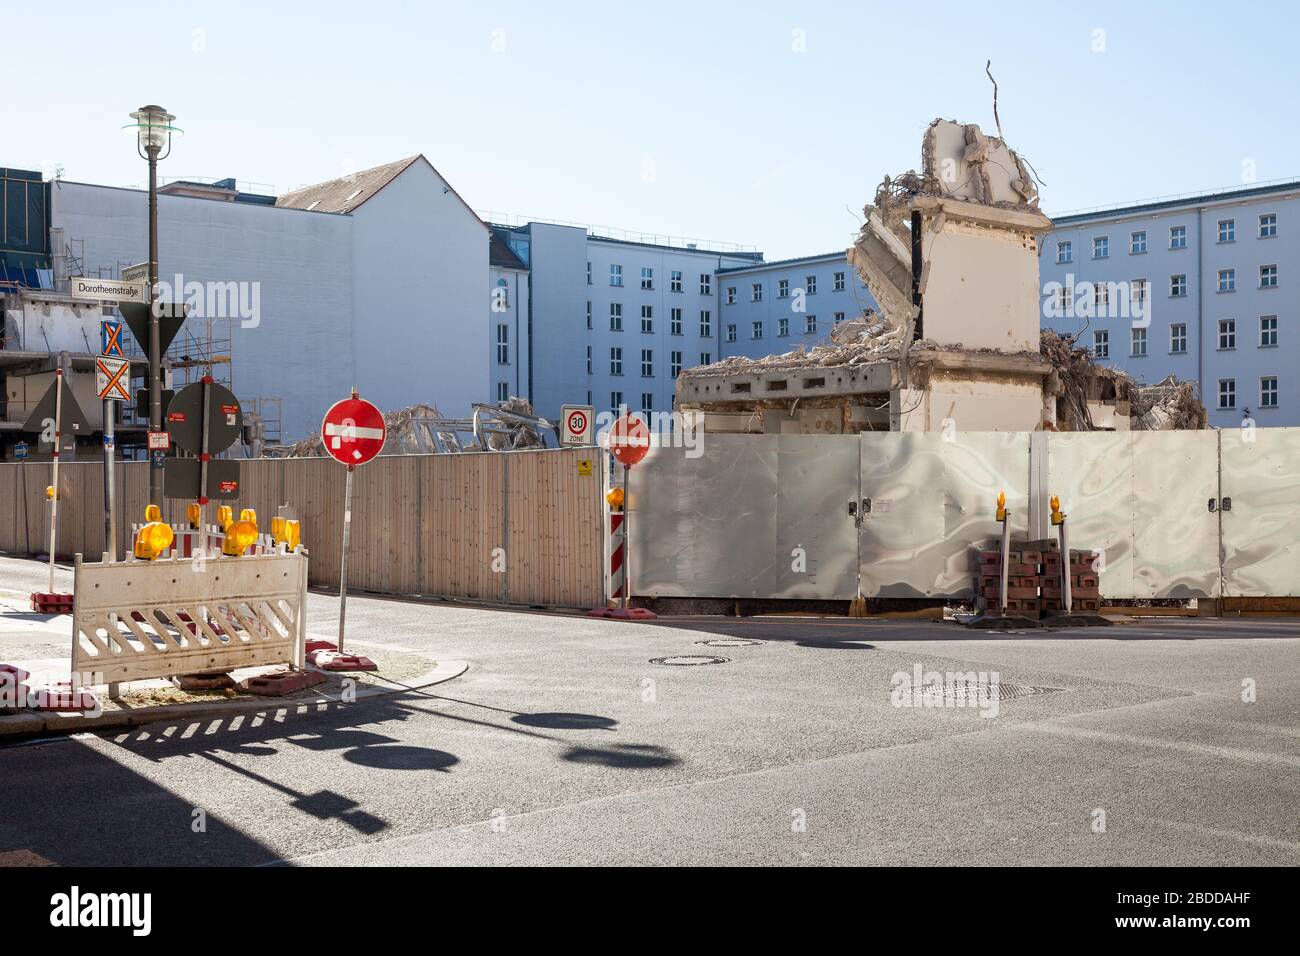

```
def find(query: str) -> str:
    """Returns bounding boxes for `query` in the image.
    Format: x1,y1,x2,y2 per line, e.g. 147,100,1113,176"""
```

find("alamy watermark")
154,273,261,328
1042,275,1150,328
890,664,1002,719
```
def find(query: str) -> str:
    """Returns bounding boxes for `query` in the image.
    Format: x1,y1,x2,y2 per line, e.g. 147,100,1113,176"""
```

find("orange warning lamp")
995,490,1007,522
187,503,202,529
45,485,55,501
283,519,301,551
216,505,233,532
222,519,259,556
144,504,161,523
1050,495,1064,526
134,521,175,560
240,508,257,530
606,488,625,511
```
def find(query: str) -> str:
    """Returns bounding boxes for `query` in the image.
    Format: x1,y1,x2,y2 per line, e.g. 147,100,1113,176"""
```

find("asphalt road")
2,553,1297,866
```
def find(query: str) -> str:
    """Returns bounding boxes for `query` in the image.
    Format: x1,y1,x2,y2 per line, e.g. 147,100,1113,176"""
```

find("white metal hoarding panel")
858,433,946,597
1046,432,1135,598
773,436,859,599
71,550,308,685
937,432,1031,596
1220,427,1300,597
1130,431,1219,598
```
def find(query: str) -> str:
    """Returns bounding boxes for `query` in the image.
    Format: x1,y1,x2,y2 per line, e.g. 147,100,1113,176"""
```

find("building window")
805,314,817,334
1218,319,1236,350
610,263,623,287
1094,283,1109,311
1093,329,1109,358
1170,323,1187,353
700,352,711,365
495,278,510,308
778,317,789,336
641,348,653,377
493,382,507,402
805,275,817,295
1132,278,1148,307
1218,219,1236,243
641,305,653,333
751,320,763,340
777,279,789,298
1092,236,1109,259
1260,264,1278,288
1055,286,1070,313
496,324,509,364
587,262,592,285
1057,241,1072,264
641,392,654,413
1170,226,1187,249
833,271,845,291
609,303,623,331
670,270,683,293
670,308,683,335
1218,379,1236,409
586,345,592,374
1259,213,1277,238
1218,269,1235,292
1261,376,1278,408
587,390,592,406
1131,327,1147,357
726,324,737,342
726,286,736,305
611,391,623,412
699,310,711,337
699,274,711,295
833,312,845,324
751,283,763,302
610,347,623,375
641,267,653,290
586,301,592,330
1170,274,1187,297
1260,315,1278,347
671,351,682,378
1130,231,1147,254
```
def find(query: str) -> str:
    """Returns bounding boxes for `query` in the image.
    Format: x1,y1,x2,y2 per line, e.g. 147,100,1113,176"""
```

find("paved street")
2,553,1297,867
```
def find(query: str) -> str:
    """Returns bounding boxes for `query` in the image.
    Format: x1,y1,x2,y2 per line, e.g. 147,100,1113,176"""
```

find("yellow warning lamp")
134,521,175,560
186,503,202,529
221,519,259,556
283,519,301,551
144,503,161,522
45,485,55,501
272,516,285,541
240,508,258,531
1050,495,1065,526
606,487,625,511
995,490,1007,522
216,505,233,532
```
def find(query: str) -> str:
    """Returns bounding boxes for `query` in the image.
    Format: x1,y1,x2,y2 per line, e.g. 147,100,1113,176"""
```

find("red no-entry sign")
321,395,386,467
608,414,650,467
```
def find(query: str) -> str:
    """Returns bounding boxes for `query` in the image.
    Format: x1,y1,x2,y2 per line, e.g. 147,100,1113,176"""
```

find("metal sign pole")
621,464,630,611
999,510,1011,614
1058,516,1072,615
338,465,354,653
198,375,212,538
48,368,64,593
103,399,116,562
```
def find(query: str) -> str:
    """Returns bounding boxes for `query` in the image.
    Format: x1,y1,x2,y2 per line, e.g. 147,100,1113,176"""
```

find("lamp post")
123,105,180,507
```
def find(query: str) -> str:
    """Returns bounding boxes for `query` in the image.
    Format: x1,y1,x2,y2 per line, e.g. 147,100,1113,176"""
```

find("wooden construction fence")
0,448,606,609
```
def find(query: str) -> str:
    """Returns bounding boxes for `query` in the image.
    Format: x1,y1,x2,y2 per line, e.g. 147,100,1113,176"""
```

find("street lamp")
123,105,181,506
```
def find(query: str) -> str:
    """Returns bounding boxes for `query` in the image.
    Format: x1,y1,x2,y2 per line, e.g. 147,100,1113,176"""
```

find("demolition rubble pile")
690,314,935,377
1130,374,1207,430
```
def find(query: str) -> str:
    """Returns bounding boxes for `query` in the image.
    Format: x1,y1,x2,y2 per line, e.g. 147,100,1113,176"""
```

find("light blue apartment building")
1041,180,1300,427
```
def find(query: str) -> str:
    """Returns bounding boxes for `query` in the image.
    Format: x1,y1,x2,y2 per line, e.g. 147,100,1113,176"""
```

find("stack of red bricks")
976,540,1102,617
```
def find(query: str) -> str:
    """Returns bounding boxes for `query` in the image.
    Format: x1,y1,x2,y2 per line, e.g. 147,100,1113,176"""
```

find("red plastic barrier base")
30,592,74,614
29,681,99,712
308,649,378,672
586,607,658,620
305,640,338,654
238,669,328,696
1,664,32,711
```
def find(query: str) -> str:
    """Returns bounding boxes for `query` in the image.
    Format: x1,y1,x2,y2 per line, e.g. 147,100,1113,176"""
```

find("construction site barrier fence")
0,447,606,609
628,428,1300,601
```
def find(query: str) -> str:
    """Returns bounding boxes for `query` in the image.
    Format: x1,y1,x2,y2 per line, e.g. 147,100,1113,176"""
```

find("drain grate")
924,681,1062,702
694,639,764,647
651,655,729,666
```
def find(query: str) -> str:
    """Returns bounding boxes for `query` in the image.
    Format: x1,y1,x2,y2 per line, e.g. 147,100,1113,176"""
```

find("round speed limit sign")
560,404,593,445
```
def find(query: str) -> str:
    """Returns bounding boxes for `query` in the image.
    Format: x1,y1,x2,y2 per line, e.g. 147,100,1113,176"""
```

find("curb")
0,659,469,740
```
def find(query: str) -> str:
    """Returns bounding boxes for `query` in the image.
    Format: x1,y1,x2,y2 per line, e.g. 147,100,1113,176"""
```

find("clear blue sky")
7,0,1296,259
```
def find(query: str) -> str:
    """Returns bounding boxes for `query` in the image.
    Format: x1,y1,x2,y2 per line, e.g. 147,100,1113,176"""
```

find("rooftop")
1049,176,1300,226
479,211,761,258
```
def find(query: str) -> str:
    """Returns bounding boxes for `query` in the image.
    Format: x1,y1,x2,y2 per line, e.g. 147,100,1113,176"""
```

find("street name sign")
70,277,147,303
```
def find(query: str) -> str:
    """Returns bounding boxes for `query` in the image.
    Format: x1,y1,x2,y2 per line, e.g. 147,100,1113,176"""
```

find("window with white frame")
1093,329,1109,358
670,308,683,335
610,347,623,375
1218,219,1236,243
641,305,653,333
726,324,736,342
1260,264,1278,288
1259,213,1277,238
496,324,509,364
1057,241,1072,264
1218,319,1236,349
1055,286,1070,313
1218,379,1236,409
700,352,711,365
609,303,623,331
1094,282,1110,312
641,349,653,377
1132,278,1148,307
805,275,817,295
778,317,789,336
586,301,592,329
641,267,653,290
777,279,789,298
1131,327,1147,356
834,312,845,324
611,391,623,412
1170,225,1187,249
1260,315,1278,347
1092,236,1109,259
1218,269,1236,292
1261,376,1278,408
726,286,736,305
496,382,509,402
586,345,592,374
751,320,763,339
1130,231,1147,254
1170,274,1187,297
699,274,711,295
751,283,763,302
586,262,592,285
834,271,845,291
805,315,817,334
671,351,682,378
610,263,623,287
699,310,711,337
670,270,683,293
641,392,654,413
1170,323,1187,353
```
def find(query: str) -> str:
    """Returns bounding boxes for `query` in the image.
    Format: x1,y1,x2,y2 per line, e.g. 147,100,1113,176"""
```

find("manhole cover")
650,655,729,666
923,681,1062,702
694,639,764,647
